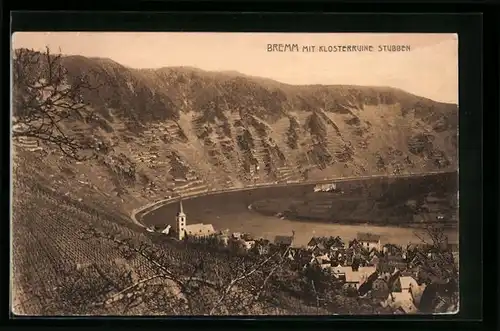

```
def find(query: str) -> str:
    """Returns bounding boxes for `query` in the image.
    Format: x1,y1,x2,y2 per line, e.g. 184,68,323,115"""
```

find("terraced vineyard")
11,175,165,315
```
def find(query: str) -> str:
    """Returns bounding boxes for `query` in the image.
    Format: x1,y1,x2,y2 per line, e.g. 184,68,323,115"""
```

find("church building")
175,200,215,240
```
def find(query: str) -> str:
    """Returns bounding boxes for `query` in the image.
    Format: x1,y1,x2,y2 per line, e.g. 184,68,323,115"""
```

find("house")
348,239,363,250
217,234,230,246
312,243,327,254
330,245,343,252
344,270,364,289
312,254,331,270
395,276,419,293
329,249,345,262
383,292,418,314
328,236,345,250
235,233,256,251
287,249,296,260
357,233,381,251
386,255,407,270
241,233,254,241
351,252,369,267
274,235,294,247
307,237,318,250
307,237,328,250
313,253,330,262
377,262,396,278
359,266,377,277
241,240,255,251
161,225,172,235
384,269,403,293
344,266,377,289
230,237,254,252
400,270,415,277
330,265,351,281
253,239,271,255
383,244,402,256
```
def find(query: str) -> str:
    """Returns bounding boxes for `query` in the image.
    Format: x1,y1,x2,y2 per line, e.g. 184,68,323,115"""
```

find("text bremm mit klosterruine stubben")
267,44,412,53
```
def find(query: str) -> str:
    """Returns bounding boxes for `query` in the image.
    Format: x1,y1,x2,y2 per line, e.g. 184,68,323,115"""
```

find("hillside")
13,53,458,209
13,150,374,316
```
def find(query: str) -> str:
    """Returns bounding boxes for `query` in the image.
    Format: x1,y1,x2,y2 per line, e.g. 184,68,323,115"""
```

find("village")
146,200,459,314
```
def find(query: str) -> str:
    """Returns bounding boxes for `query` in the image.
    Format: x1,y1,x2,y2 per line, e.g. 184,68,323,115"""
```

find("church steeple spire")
177,199,185,216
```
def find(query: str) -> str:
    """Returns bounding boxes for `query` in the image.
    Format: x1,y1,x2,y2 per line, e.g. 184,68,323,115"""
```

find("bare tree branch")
12,47,102,161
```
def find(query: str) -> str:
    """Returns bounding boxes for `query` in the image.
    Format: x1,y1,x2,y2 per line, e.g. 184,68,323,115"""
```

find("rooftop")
399,276,419,290
388,291,413,302
185,223,215,236
315,254,331,264
308,237,328,246
331,265,351,274
177,199,185,216
345,266,376,283
241,233,254,241
387,292,417,313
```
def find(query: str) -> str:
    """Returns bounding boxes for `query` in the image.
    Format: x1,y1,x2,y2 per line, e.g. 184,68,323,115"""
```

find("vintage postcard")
11,32,458,316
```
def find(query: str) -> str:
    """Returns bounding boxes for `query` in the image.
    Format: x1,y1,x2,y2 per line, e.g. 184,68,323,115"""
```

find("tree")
358,270,380,296
50,227,296,316
12,47,100,161
413,224,459,313
413,224,457,282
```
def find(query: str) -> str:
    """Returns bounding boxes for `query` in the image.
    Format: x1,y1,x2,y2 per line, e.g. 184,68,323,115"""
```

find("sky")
12,32,458,104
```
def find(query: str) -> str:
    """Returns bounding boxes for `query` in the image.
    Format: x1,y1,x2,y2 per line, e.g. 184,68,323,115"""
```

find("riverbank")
251,200,458,230
249,171,457,229
139,172,458,246
132,171,456,227
264,214,458,230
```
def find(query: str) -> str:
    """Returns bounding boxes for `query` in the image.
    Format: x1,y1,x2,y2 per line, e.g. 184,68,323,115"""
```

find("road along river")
140,172,458,247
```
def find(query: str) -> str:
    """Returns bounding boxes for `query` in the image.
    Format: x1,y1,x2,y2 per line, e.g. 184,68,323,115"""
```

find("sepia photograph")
11,32,459,316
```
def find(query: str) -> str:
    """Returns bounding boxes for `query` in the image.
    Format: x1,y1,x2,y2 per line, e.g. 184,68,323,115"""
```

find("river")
141,173,458,247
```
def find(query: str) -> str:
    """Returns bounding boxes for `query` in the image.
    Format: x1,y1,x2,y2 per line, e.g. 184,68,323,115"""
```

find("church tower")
176,199,187,240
